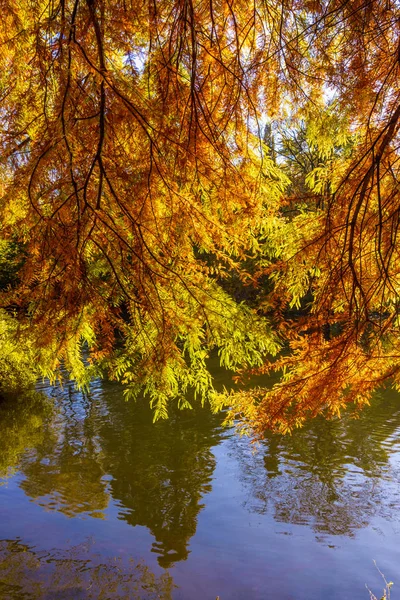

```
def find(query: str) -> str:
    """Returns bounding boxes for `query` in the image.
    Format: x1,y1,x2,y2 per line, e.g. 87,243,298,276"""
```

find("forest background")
0,0,399,436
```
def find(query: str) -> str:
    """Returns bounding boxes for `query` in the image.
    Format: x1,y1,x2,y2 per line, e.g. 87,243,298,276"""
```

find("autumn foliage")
0,0,399,433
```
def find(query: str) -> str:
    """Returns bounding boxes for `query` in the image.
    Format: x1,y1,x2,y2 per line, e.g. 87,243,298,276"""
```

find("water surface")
0,374,399,598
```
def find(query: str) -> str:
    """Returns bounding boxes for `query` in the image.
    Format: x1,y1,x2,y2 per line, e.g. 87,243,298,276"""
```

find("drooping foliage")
0,0,399,431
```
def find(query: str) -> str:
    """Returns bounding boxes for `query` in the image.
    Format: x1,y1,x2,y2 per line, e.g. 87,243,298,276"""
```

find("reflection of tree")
0,392,51,482
99,386,223,567
236,388,400,537
9,380,223,567
0,537,174,599
18,383,110,519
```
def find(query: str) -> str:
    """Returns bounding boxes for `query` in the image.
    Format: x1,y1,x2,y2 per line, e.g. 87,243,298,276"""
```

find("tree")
0,0,399,432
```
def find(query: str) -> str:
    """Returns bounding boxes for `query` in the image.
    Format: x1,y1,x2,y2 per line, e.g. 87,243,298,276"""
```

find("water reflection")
98,385,224,567
0,537,174,599
4,381,224,567
18,385,109,518
0,392,52,482
1,378,400,580
234,388,400,538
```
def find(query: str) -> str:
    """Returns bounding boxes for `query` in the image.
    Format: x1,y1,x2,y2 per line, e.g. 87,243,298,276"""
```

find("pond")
0,368,400,599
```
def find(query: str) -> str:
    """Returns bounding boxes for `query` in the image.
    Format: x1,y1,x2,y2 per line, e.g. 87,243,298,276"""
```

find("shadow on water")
0,537,175,599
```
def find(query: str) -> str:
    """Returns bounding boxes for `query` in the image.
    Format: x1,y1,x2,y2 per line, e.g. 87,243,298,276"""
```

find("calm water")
0,369,400,599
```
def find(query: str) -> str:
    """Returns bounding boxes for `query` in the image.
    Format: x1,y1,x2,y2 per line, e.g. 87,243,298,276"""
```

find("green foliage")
0,305,102,398
110,282,280,421
0,311,38,395
0,239,24,291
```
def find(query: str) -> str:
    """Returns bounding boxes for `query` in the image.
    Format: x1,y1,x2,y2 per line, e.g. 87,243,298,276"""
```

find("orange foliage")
0,0,399,431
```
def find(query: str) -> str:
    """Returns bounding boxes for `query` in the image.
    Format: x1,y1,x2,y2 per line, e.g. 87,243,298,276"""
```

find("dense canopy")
0,0,399,433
